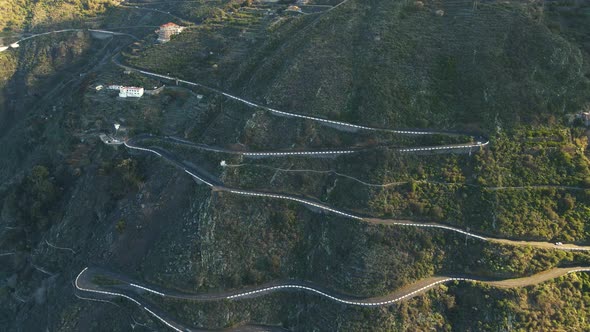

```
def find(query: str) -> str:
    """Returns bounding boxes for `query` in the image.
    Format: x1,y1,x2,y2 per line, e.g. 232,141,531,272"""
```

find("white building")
119,86,144,98
156,22,184,43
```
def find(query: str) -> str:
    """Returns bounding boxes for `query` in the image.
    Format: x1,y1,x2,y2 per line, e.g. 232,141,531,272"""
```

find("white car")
555,242,563,246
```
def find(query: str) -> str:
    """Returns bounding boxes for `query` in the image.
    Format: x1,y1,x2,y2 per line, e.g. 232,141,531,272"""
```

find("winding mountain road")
123,134,590,252
109,48,590,331
60,1,589,329
75,266,590,331
159,134,482,157
75,268,289,332
155,69,489,142
112,57,488,144
1,28,139,49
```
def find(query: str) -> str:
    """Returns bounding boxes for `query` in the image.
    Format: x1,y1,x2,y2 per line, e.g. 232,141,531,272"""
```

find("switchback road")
76,266,590,331
123,137,590,252
112,57,590,330
111,56,489,148
75,268,289,332
76,4,587,328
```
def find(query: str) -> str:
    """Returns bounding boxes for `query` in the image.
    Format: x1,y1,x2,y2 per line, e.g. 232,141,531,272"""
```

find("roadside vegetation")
1,165,62,250
1,0,590,331
365,127,590,241
117,0,590,328
91,274,122,286
1,0,119,32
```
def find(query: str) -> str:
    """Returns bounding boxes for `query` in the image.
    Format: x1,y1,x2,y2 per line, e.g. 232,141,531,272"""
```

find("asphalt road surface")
76,266,590,331
124,137,590,252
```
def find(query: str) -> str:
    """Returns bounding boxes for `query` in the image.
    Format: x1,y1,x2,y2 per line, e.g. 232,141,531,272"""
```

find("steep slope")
1,0,590,331
0,0,118,32
230,0,589,130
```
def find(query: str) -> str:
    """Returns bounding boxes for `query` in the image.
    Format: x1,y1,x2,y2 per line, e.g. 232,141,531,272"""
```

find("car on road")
555,242,563,246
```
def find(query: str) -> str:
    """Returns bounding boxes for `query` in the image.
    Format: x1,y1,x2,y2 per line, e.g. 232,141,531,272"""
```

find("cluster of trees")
1,0,118,31
475,128,590,188
3,165,61,231
442,272,590,331
99,158,144,199
361,126,590,241
1,165,62,252
0,0,28,32
487,189,590,241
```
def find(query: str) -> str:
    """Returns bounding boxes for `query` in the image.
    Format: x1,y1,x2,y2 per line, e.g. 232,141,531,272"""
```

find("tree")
22,165,58,228
115,219,126,234
560,194,575,212
430,206,444,220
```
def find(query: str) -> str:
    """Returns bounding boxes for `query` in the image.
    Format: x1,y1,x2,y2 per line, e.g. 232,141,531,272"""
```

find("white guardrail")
81,267,590,315
75,268,183,332
132,68,489,149
123,137,494,241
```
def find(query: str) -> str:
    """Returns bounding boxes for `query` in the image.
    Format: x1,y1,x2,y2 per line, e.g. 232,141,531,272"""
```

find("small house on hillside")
119,87,144,98
156,22,184,43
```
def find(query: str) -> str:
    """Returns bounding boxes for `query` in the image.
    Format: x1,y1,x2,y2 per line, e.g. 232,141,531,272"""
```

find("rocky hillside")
0,0,119,32
1,0,590,331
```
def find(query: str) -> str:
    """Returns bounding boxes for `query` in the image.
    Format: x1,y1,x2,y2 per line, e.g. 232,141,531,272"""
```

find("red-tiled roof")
160,22,180,28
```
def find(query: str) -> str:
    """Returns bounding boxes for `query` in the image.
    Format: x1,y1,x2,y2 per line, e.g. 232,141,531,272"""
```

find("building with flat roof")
119,86,144,98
